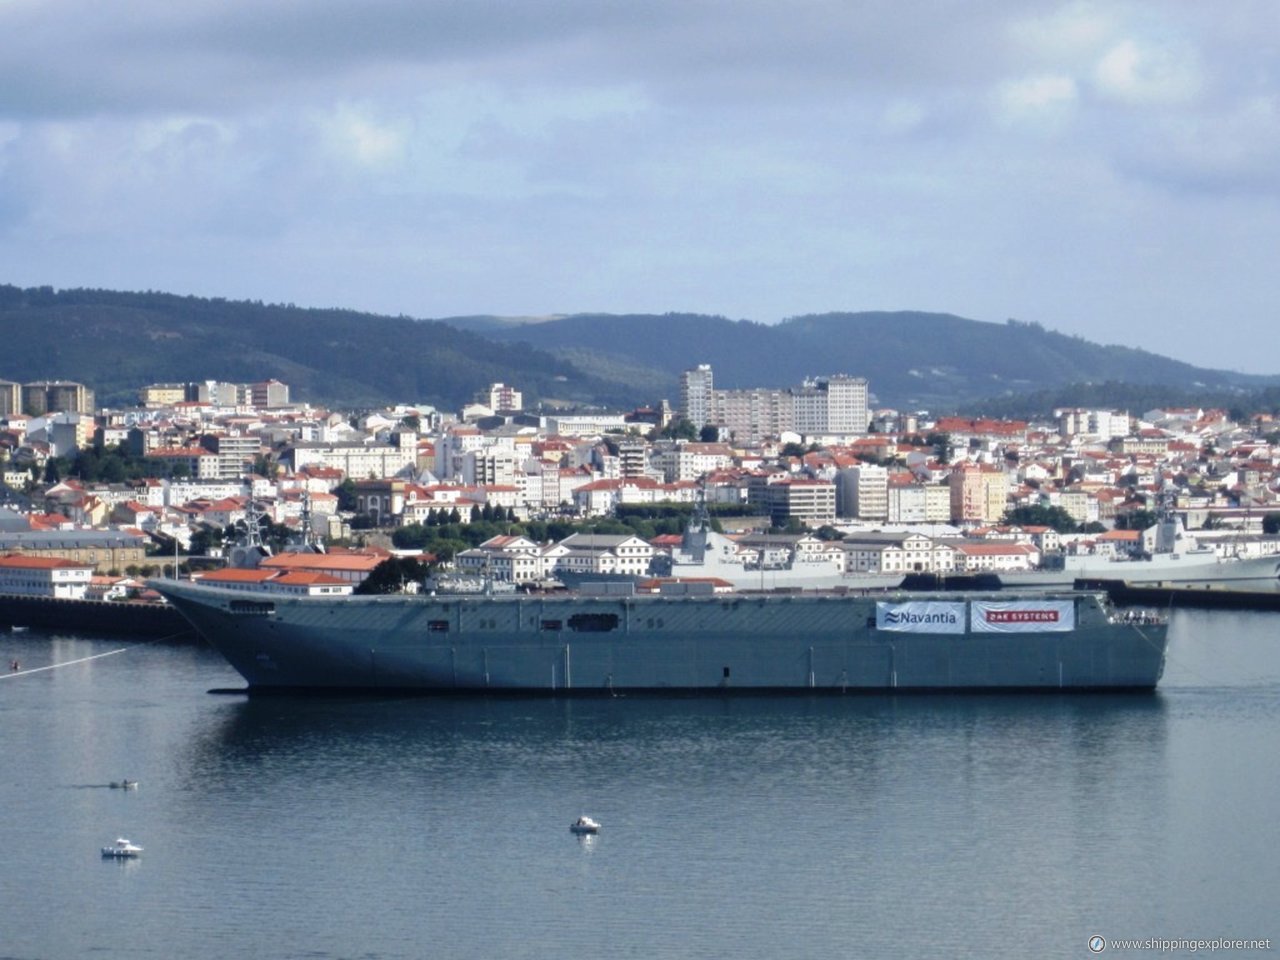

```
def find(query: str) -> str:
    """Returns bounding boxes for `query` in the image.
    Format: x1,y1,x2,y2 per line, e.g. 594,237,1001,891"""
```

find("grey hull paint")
157,582,1168,693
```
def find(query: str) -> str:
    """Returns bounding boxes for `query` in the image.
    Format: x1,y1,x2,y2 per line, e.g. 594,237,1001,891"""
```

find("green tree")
1115,509,1158,531
354,556,434,595
659,418,698,441
698,425,720,443
1002,505,1079,533
1262,513,1280,535
335,479,358,511
925,431,953,464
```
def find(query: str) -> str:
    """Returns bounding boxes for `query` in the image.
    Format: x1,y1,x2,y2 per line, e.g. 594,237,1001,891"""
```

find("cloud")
1,1,1279,375
994,75,1078,124
1093,38,1202,105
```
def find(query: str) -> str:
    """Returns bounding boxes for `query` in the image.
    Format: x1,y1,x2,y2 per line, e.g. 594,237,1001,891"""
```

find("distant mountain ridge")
439,311,1280,411
1,284,1275,414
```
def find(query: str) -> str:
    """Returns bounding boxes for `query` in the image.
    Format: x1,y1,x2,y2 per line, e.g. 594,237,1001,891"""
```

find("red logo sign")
984,610,1060,623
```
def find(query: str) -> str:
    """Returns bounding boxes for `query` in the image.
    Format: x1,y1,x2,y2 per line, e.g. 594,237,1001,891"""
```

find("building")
21,381,95,416
139,383,188,408
0,379,22,416
835,465,888,520
680,364,715,429
486,383,523,413
952,541,1039,574
0,554,94,598
0,530,148,573
282,436,416,480
48,413,94,457
886,479,952,524
711,388,794,444
197,567,354,596
791,375,869,437
748,477,837,527
455,535,545,583
544,533,655,579
200,432,262,480
840,533,958,575
258,550,388,586
949,463,1008,525
250,379,290,409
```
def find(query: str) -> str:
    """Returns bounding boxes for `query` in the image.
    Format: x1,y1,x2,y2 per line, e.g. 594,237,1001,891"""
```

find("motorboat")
570,816,600,835
109,780,139,789
102,838,143,858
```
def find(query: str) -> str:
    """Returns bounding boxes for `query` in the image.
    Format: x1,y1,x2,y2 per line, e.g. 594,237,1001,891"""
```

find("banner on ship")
876,601,966,634
970,600,1075,633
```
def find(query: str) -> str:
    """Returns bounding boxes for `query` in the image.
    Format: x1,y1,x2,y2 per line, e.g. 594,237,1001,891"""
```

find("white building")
0,555,93,598
836,465,889,520
791,375,869,437
681,364,715,429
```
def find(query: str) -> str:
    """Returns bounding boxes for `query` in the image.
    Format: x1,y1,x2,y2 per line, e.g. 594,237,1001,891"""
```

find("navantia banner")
876,601,967,634
970,600,1075,633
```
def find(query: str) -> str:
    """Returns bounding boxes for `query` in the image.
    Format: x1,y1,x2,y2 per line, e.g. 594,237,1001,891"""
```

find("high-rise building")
714,388,794,443
836,464,888,520
680,364,714,429
791,375,868,437
949,463,1008,524
0,379,20,417
21,381,95,416
486,383,523,413
251,379,291,409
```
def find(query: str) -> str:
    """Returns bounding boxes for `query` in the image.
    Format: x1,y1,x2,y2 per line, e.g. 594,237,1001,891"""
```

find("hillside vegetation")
3,284,1277,415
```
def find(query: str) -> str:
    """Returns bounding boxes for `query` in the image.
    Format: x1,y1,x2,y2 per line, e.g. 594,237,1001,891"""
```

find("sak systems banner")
970,600,1075,633
876,601,967,634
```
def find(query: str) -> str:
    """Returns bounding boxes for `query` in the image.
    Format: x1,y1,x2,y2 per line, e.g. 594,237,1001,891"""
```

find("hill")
0,285,632,411
3,284,1277,415
438,311,1280,412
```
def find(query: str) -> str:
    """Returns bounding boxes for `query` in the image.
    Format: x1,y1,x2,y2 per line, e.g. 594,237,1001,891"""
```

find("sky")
1,1,1278,373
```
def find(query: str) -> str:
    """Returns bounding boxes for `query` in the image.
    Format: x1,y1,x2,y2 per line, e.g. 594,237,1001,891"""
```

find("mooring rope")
1,631,192,681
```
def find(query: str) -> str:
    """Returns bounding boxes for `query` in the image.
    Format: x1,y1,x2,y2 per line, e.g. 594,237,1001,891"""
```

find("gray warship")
156,578,1168,693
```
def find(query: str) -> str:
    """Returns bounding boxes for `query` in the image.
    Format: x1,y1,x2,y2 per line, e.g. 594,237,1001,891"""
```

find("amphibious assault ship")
156,579,1168,693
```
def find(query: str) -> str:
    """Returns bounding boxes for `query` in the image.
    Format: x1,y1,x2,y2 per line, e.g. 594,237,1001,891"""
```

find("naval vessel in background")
156,578,1168,693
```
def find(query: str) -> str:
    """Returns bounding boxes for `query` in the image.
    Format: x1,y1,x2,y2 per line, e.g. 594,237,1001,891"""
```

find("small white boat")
109,780,139,789
102,838,143,858
570,816,600,835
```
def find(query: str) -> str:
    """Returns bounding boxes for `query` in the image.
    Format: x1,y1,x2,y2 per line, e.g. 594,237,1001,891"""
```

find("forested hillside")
3,284,1277,415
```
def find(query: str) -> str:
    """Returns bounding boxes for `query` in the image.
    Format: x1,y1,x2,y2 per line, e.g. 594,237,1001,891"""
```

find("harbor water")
1,609,1277,959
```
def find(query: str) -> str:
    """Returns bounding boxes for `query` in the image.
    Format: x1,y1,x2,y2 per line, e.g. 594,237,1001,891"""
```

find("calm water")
1,610,1277,960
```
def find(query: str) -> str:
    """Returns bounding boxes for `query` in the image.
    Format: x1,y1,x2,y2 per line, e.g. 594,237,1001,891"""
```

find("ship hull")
157,582,1167,693
999,552,1280,591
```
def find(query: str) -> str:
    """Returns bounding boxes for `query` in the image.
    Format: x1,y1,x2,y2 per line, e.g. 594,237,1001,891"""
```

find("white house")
0,555,93,599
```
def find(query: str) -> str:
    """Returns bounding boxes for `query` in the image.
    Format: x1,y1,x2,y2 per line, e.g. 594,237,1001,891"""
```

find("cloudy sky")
2,1,1277,372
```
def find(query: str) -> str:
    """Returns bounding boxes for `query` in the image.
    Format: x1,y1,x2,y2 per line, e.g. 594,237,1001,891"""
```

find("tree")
1263,513,1280,535
335,479,358,511
1002,505,1079,534
1115,509,1158,531
659,418,698,441
354,556,434,595
698,425,720,443
925,431,953,464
